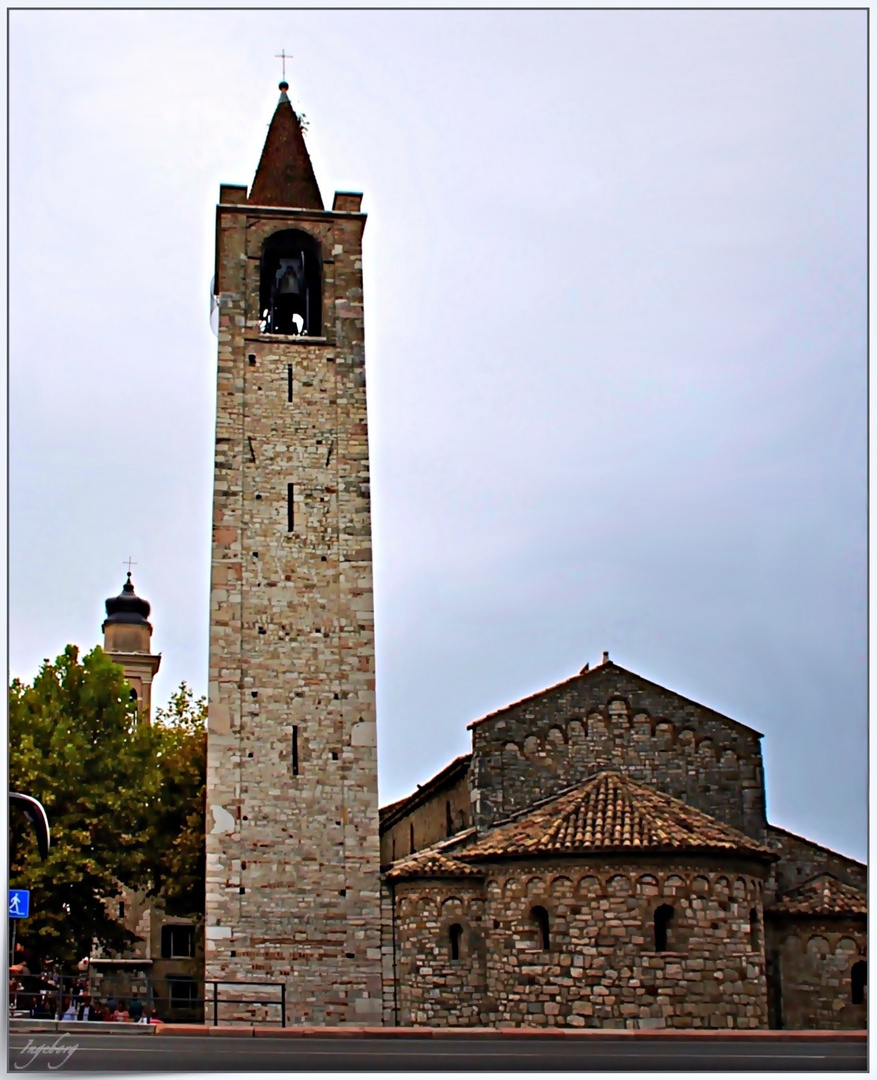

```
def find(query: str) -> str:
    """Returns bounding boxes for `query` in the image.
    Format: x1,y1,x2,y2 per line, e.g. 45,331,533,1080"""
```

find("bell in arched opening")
260,229,322,336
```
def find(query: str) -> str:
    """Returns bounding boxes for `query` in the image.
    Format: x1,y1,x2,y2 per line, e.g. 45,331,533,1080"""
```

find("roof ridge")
784,871,865,897
467,661,763,738
488,774,606,830
766,824,867,869
768,871,867,916
385,847,485,882
379,753,472,830
467,667,607,729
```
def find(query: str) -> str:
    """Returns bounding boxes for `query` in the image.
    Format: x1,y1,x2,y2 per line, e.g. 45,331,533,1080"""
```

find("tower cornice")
217,202,366,221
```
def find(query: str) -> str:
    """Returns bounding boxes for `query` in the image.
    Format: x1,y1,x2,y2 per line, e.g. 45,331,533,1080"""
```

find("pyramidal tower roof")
248,81,324,210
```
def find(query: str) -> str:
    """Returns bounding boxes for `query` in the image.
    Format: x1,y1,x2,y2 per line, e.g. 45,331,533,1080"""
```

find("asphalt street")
6,1032,868,1072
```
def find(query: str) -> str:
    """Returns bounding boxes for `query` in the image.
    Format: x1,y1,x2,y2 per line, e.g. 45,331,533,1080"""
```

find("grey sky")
9,10,866,861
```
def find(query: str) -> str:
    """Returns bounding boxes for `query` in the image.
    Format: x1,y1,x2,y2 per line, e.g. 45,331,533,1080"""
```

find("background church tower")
102,572,161,721
204,81,383,1025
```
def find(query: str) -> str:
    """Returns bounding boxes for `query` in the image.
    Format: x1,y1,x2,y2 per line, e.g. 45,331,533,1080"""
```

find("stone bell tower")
204,80,383,1025
102,572,161,721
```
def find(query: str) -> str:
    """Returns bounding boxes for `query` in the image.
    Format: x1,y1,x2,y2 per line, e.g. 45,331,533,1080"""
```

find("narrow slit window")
654,904,674,952
446,800,453,837
449,924,463,961
852,960,867,1005
531,906,550,951
409,822,415,854
291,725,299,776
749,908,761,953
287,365,293,403
288,483,295,532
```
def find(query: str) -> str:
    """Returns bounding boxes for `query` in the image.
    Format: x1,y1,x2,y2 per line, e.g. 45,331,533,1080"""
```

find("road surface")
7,1030,867,1072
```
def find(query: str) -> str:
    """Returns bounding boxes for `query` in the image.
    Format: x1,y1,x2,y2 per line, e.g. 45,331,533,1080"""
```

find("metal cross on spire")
124,556,138,575
275,49,292,82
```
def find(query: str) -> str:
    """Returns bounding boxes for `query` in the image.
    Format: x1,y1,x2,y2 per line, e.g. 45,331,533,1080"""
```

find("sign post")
9,890,30,968
9,890,30,919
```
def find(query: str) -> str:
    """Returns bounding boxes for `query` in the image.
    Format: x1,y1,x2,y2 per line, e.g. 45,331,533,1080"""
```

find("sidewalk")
8,1018,867,1041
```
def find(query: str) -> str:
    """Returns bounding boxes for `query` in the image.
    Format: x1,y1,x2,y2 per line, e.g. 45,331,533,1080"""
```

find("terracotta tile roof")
249,89,323,209
769,873,867,916
385,851,486,883
457,771,775,861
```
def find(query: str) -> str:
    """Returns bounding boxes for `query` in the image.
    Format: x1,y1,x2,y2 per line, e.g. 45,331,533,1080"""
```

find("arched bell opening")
260,229,322,336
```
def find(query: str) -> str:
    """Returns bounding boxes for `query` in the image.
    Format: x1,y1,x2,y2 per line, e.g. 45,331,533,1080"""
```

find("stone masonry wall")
205,195,383,1025
765,826,867,902
392,859,769,1029
381,771,472,867
767,918,867,1029
393,880,487,1026
470,664,766,840
380,878,398,1026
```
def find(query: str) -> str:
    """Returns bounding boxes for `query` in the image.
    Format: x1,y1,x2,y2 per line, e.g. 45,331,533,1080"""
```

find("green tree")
9,647,207,968
149,683,206,918
9,645,160,967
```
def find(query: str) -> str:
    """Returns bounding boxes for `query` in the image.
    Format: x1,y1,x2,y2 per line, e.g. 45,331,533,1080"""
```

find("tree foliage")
150,683,207,918
8,646,206,968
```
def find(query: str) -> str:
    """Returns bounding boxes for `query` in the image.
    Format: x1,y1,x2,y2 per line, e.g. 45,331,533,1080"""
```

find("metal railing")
206,980,286,1028
8,973,287,1028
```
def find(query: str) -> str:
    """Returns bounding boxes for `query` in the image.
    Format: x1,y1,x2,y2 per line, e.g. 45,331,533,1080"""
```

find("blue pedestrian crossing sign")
9,890,30,918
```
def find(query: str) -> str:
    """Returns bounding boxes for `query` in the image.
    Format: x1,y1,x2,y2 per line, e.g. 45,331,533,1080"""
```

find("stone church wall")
381,769,471,867
767,918,867,1029
469,666,766,840
392,880,487,1026
391,860,769,1029
765,826,866,900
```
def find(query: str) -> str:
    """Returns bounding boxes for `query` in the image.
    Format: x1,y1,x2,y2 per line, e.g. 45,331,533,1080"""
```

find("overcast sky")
9,9,866,861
